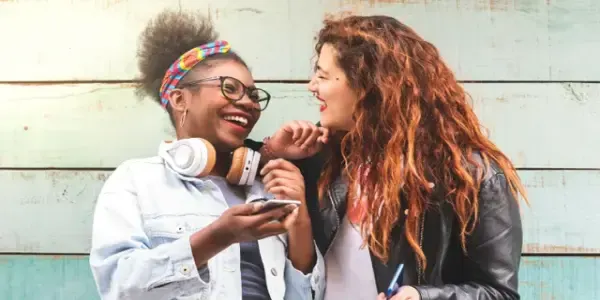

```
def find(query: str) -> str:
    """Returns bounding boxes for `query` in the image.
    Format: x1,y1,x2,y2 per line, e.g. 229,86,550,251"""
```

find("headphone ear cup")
197,139,216,177
226,147,247,185
163,138,216,177
226,147,261,186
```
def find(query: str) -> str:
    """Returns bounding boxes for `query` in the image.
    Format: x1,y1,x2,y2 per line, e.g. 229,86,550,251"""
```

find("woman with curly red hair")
256,15,527,300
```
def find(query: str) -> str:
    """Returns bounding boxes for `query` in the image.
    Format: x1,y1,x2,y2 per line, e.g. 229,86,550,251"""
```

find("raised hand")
265,120,329,160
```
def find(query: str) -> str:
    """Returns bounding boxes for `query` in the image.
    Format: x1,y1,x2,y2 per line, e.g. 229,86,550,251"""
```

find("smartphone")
252,199,301,214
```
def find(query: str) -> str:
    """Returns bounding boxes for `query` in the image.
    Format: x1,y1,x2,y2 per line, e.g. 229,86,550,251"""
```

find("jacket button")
180,265,191,275
271,268,278,276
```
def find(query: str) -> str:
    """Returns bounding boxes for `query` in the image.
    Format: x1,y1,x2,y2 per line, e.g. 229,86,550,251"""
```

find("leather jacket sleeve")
415,172,523,300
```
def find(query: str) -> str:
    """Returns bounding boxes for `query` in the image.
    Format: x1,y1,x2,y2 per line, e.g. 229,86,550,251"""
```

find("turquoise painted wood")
1,83,598,169
1,169,598,254
0,0,598,81
519,256,600,299
0,255,98,300
0,255,596,300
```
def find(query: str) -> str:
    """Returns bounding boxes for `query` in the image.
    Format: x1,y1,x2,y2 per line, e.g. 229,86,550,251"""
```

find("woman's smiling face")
307,43,360,132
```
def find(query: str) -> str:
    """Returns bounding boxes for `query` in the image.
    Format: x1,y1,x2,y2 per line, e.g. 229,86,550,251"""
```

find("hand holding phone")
211,201,297,245
250,198,301,214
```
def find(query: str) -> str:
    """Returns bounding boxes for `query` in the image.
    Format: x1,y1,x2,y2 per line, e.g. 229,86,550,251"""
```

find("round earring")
180,109,188,128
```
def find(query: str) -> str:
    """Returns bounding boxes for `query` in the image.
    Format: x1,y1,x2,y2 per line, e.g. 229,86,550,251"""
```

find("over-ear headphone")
159,138,261,186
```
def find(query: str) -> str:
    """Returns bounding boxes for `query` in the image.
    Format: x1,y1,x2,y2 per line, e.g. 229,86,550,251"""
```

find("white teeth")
224,115,248,126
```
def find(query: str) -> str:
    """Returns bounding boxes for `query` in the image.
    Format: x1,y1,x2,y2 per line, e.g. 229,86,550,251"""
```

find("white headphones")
159,138,262,186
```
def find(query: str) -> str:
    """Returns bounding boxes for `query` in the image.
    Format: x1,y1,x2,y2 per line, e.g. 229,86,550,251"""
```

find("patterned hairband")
159,40,232,108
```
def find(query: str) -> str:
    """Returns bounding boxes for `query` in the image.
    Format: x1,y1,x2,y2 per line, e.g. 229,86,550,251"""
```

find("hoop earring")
180,109,188,128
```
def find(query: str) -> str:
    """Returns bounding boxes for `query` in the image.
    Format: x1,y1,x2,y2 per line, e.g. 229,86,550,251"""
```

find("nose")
307,76,317,93
234,93,260,111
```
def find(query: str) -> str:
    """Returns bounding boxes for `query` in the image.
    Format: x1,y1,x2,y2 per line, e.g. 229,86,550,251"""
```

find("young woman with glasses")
88,10,325,300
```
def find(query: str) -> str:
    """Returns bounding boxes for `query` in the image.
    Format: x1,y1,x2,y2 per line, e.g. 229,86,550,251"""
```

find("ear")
168,89,187,113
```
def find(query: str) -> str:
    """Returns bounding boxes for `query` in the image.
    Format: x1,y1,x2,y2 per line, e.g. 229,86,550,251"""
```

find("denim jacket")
89,155,325,300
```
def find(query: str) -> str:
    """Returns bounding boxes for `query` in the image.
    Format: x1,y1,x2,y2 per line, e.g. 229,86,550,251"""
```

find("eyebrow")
316,65,330,75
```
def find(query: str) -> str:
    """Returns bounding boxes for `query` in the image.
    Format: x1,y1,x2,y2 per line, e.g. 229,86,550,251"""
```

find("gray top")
208,176,271,300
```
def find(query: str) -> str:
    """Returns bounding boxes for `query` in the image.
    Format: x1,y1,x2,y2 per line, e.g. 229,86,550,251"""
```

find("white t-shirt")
324,216,379,299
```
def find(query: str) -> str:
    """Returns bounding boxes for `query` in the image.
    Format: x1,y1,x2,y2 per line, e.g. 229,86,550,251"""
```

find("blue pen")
385,263,404,298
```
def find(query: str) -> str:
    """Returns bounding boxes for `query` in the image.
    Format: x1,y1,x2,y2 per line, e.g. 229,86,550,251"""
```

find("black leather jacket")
246,139,523,300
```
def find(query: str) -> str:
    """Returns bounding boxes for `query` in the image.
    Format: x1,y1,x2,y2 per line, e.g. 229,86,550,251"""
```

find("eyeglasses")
178,76,271,111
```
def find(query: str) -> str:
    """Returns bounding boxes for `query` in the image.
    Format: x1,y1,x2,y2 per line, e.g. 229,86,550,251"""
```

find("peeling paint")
521,258,553,267
524,243,600,254
96,173,108,181
103,0,124,9
563,83,587,104
118,82,137,89
337,0,415,9
235,7,263,14
488,0,510,12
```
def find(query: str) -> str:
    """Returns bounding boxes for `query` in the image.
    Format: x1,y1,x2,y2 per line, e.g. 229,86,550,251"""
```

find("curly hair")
136,9,247,124
315,15,528,270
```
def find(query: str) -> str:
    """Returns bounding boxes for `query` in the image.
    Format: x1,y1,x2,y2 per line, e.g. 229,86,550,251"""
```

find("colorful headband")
159,40,232,108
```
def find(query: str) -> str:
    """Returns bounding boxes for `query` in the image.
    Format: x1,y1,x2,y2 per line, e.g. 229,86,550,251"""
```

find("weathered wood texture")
0,255,98,300
0,0,598,81
0,83,319,168
1,169,597,254
0,255,596,300
0,171,103,253
519,256,600,299
2,82,598,169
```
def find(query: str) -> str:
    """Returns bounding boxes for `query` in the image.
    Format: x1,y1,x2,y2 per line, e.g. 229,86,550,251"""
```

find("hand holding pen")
376,264,421,300
377,286,420,300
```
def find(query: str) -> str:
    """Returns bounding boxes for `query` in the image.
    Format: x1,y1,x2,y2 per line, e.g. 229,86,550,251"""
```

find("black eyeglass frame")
178,76,271,111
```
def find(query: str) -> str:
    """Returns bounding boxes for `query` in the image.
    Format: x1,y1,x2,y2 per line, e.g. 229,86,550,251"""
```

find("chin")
215,134,246,152
319,119,339,131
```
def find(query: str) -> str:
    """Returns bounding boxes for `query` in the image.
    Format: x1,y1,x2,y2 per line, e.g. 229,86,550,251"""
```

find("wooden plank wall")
1,0,598,299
